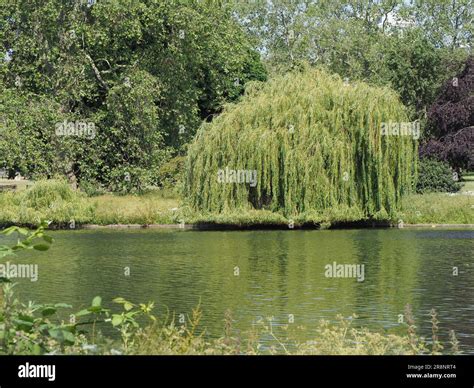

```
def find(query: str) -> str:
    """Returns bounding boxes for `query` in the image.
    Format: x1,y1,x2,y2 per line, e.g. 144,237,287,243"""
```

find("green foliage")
157,156,186,190
185,68,417,217
0,223,55,353
90,69,172,191
0,221,53,264
0,180,95,226
0,284,156,355
415,159,462,194
372,30,445,116
78,180,108,197
0,283,75,355
232,0,471,117
405,0,473,50
0,0,266,191
20,180,75,209
0,89,68,179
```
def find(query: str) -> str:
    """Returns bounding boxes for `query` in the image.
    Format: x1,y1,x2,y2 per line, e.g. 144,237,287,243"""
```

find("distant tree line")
0,0,472,192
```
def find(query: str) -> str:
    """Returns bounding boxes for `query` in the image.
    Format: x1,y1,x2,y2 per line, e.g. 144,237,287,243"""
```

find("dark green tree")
0,0,266,190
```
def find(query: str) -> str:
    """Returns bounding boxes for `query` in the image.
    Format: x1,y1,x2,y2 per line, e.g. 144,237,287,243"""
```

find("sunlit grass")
0,180,472,227
397,192,473,225
461,173,474,193
91,193,179,225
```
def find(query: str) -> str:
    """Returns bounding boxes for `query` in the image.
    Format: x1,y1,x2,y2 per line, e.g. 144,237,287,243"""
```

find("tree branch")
83,51,109,91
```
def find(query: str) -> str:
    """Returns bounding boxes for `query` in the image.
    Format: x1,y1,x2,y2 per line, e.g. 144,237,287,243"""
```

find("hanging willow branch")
185,68,418,218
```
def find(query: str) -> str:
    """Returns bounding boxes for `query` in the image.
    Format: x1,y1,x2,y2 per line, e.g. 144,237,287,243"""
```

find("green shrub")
416,158,462,193
78,180,108,197
157,156,186,191
20,180,76,209
1,180,96,225
398,192,472,224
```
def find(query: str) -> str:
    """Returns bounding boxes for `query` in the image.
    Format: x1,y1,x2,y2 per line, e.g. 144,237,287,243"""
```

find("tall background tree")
1,0,472,192
231,0,472,119
0,0,266,190
420,56,473,171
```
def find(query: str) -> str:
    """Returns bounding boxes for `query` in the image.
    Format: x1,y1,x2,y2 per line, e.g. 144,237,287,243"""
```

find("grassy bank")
0,180,472,228
0,180,180,227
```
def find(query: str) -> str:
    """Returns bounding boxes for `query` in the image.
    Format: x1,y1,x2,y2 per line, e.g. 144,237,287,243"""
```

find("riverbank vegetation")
0,178,472,228
0,0,472,362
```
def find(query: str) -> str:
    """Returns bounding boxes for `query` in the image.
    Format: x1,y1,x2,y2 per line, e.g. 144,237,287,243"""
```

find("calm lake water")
3,228,474,353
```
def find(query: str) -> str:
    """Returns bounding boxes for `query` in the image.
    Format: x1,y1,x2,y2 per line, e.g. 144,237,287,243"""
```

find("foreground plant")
0,285,462,355
0,221,53,261
0,286,157,355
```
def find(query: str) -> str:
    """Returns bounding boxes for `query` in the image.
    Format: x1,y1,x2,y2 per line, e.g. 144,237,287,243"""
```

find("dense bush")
0,89,69,179
78,180,108,197
231,2,471,120
0,180,95,226
416,158,462,194
20,180,76,209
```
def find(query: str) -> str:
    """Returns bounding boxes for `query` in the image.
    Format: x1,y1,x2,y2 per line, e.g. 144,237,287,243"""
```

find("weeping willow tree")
185,68,417,219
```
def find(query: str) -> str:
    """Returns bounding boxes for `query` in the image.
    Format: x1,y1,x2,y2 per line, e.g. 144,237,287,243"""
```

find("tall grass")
0,181,180,227
0,180,95,226
20,179,75,209
91,192,179,225
185,68,417,218
397,192,473,224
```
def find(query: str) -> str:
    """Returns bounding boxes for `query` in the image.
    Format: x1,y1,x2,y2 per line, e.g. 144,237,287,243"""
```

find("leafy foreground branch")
0,225,462,356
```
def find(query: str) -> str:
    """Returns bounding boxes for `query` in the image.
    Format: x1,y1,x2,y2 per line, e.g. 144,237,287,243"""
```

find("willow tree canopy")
185,69,417,218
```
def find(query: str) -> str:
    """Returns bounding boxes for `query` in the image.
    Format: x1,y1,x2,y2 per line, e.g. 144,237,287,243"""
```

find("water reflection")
3,228,473,353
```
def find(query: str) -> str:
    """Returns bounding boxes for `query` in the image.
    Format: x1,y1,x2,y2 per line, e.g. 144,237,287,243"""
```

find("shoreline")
60,222,474,231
